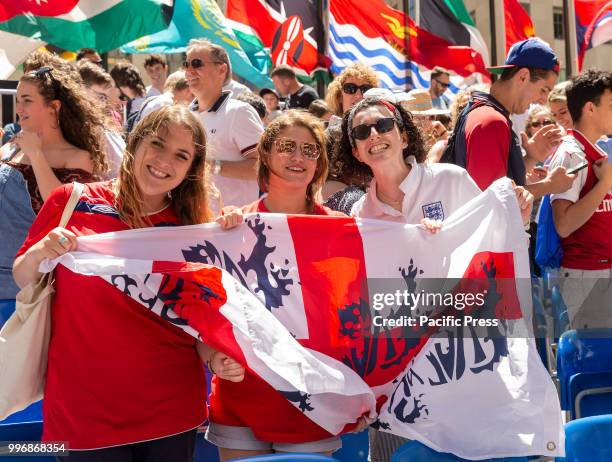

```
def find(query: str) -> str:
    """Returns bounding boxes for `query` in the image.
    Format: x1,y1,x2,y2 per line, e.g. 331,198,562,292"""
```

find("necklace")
145,202,171,216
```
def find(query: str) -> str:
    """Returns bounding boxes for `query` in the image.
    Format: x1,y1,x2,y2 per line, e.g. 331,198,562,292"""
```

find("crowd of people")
0,36,611,462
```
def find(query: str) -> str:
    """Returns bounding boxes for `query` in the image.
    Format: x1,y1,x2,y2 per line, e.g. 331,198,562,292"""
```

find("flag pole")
562,0,575,77
403,0,412,90
489,0,498,67
316,0,326,97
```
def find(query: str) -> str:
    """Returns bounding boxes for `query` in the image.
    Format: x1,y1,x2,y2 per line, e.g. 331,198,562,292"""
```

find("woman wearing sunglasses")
323,64,379,207
339,96,532,461
206,110,351,461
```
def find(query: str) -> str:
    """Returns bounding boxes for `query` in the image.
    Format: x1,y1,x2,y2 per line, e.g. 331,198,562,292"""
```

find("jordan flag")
226,0,328,76
40,179,564,459
0,0,172,78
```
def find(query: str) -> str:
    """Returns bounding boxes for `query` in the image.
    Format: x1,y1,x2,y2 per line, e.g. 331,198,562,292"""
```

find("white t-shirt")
549,133,591,204
145,85,162,98
139,93,174,120
102,130,126,180
351,156,481,222
195,92,264,207
223,80,250,98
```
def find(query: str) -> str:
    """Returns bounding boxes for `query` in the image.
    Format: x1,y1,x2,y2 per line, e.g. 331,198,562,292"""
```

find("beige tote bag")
0,182,84,419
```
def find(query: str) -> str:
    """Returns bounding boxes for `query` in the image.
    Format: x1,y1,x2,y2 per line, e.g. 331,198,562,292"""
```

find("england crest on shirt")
422,201,444,220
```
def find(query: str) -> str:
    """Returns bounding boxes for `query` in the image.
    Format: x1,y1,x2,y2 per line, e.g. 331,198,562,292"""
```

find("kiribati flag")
328,0,489,91
44,179,563,459
575,0,612,71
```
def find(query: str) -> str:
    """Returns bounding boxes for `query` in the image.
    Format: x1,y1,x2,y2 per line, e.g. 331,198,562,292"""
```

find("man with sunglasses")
185,39,263,209
270,65,319,110
429,67,451,111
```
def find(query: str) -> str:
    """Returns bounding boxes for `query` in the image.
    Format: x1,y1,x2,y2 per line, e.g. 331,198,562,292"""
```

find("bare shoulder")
65,148,94,172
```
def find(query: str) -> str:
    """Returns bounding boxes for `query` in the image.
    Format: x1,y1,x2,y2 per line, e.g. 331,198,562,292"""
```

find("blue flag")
121,0,272,89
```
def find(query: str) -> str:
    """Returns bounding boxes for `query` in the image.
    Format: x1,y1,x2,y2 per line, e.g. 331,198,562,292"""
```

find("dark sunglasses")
433,78,450,89
182,58,222,69
351,117,395,141
529,119,555,128
342,83,374,95
274,137,321,160
118,91,129,102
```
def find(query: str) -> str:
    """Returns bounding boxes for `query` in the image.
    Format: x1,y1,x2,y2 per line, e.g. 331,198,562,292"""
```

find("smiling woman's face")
133,123,196,208
15,80,56,131
350,105,407,168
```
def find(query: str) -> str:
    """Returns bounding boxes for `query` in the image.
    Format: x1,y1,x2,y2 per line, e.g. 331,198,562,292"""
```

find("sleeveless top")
6,162,95,213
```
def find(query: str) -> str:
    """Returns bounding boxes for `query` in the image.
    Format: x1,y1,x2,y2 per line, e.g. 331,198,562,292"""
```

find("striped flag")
45,179,564,459
575,0,612,71
418,0,489,67
0,0,172,78
328,0,489,92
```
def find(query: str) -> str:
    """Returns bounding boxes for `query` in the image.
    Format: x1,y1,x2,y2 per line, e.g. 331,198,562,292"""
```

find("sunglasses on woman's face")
351,117,396,141
342,83,373,95
274,137,321,160
182,58,222,69
529,119,555,128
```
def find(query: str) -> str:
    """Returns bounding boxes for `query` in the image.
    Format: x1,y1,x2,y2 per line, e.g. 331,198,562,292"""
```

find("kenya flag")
226,0,328,77
0,0,172,78
44,179,563,459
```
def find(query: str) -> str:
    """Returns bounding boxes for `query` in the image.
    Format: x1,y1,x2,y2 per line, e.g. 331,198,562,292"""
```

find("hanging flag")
121,0,272,89
504,0,535,52
225,0,328,77
418,0,489,67
44,179,563,459
0,0,173,79
575,0,612,71
329,0,489,91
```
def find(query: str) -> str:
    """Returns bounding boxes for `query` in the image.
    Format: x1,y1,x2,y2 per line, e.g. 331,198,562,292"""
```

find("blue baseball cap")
488,38,560,74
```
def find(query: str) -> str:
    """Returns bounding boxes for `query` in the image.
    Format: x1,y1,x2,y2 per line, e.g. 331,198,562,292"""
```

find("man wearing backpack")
443,38,574,197
549,70,612,328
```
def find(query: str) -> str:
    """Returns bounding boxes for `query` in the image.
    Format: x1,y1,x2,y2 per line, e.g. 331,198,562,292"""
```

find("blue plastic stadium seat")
391,440,528,462
556,329,612,418
333,430,368,462
231,454,337,461
555,414,612,461
551,285,569,340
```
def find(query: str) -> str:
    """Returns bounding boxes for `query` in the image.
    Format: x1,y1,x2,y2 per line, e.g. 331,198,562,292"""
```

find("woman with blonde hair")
13,105,243,461
325,63,379,118
206,110,349,461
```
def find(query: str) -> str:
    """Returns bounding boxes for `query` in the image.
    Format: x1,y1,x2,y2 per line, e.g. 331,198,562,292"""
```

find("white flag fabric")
45,178,564,459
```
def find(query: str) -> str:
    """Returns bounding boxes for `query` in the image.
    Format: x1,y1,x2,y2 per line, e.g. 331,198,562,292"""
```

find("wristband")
213,160,222,175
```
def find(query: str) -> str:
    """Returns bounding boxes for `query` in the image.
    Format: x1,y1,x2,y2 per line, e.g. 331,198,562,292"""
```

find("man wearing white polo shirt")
185,38,264,208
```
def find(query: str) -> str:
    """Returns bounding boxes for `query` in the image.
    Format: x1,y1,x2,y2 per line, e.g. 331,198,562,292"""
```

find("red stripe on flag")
0,0,78,22
287,216,428,392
